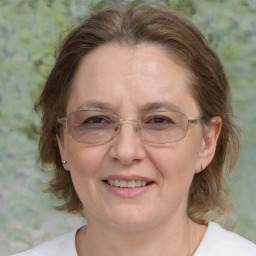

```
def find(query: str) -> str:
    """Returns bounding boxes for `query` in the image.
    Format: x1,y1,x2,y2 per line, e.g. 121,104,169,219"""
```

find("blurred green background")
0,0,255,255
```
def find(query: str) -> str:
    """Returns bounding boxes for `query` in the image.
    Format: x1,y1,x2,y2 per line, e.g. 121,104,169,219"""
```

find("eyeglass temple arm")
188,118,201,124
57,117,67,123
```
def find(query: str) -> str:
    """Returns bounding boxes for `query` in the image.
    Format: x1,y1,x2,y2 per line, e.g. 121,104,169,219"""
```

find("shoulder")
195,222,256,256
11,229,78,256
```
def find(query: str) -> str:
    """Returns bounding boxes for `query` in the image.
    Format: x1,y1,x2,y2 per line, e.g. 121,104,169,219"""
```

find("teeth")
127,180,135,188
114,180,119,187
106,179,148,188
120,180,127,187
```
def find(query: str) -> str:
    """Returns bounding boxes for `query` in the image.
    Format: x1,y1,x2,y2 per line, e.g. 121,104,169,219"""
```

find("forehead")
67,43,198,115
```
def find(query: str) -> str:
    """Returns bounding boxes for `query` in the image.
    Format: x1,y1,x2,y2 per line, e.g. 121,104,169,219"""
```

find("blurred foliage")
0,0,255,255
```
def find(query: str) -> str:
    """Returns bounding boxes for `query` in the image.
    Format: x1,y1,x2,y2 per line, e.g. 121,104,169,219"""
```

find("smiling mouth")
103,179,154,188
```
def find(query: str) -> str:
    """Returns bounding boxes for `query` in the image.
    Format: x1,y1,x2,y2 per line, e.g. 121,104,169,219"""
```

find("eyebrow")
76,101,114,112
141,102,182,112
76,101,181,113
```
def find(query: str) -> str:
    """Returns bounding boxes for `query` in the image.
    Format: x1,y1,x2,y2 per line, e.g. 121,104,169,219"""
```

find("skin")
57,43,221,256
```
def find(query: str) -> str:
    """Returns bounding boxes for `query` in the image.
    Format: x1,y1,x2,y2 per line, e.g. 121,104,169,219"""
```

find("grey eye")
146,116,172,124
143,116,176,130
85,116,111,124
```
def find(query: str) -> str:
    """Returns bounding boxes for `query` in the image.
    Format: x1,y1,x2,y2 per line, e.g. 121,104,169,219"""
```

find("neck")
76,215,206,256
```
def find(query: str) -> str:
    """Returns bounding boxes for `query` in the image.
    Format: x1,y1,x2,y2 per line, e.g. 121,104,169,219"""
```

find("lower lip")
103,182,154,198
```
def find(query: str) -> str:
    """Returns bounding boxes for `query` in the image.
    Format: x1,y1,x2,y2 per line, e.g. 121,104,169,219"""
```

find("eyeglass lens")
66,110,190,144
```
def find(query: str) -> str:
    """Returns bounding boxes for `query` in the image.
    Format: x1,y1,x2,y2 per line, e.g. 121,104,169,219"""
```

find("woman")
13,4,256,256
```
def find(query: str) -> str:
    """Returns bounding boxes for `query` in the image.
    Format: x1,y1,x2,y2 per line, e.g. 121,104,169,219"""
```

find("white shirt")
194,222,256,256
12,222,256,256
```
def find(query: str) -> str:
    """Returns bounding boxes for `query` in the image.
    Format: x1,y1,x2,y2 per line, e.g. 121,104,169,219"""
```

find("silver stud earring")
62,160,67,164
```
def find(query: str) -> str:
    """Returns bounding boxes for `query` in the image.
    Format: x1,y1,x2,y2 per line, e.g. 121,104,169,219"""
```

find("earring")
200,164,204,171
62,160,67,164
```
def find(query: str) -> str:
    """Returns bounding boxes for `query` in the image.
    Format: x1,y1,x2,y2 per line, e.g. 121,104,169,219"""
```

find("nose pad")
109,119,145,165
116,119,141,134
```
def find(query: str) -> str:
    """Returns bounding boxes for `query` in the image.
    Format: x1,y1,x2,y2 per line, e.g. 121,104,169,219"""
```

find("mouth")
103,179,154,188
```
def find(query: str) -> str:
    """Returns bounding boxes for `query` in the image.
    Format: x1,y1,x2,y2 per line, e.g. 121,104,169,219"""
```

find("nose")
109,120,146,165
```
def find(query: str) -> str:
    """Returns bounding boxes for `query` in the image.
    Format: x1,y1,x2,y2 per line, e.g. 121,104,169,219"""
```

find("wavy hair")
35,4,241,226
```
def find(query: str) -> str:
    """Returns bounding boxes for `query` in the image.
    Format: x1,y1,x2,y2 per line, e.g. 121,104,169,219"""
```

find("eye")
146,116,172,124
85,116,111,124
83,116,113,126
143,115,175,130
71,111,115,131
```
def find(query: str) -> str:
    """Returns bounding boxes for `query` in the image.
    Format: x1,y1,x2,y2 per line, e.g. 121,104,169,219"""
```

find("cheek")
146,145,200,213
65,142,108,177
147,143,200,184
64,143,110,206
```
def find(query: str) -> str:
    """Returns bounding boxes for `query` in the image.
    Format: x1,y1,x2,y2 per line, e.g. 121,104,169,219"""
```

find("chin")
103,205,158,232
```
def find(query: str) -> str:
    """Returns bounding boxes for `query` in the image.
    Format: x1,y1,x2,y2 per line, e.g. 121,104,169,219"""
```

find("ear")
56,134,70,171
196,116,222,173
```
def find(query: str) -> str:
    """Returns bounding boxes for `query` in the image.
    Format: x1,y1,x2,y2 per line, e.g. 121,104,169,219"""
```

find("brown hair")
36,4,241,225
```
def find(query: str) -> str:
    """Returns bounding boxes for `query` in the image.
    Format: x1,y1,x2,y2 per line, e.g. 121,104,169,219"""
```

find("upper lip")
102,174,154,182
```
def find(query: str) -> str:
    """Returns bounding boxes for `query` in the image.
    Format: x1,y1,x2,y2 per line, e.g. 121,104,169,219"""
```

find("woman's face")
58,44,219,232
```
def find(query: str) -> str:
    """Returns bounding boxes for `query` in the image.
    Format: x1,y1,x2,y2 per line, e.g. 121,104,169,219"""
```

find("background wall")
0,0,255,255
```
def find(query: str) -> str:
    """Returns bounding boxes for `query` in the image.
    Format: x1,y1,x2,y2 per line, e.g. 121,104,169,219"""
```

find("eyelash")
85,116,111,124
145,116,172,124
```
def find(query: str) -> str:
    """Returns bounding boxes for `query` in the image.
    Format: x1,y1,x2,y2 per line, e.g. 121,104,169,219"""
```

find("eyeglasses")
57,110,201,144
